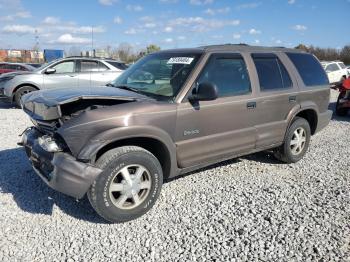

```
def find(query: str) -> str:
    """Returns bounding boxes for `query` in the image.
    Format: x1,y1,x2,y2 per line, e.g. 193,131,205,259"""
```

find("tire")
335,92,348,116
87,146,163,223
14,86,37,107
274,117,311,163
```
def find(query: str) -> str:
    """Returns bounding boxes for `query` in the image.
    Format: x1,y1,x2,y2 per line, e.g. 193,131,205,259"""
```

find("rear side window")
252,54,292,91
197,55,251,97
338,62,346,69
286,53,329,86
108,61,128,70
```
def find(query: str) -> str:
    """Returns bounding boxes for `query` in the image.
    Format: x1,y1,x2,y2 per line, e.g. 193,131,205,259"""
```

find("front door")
175,53,257,168
43,60,78,89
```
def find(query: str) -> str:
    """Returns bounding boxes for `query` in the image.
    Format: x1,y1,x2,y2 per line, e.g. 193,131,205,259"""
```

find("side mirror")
45,68,56,74
189,82,218,101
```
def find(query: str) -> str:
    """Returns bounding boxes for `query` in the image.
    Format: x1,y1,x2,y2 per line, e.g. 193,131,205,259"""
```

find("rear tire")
14,86,37,107
335,92,348,116
274,117,311,163
87,146,163,223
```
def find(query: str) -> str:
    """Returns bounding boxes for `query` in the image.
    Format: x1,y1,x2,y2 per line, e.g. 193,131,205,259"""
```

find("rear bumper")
315,110,332,133
22,128,102,199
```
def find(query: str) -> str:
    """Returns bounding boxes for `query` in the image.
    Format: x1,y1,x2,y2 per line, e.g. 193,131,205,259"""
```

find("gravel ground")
0,91,349,262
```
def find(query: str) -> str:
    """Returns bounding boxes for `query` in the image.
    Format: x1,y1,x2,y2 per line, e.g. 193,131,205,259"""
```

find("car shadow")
0,147,107,224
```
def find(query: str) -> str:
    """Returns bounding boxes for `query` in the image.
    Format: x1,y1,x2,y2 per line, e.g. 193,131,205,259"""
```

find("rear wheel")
14,86,37,107
335,92,348,116
87,146,163,223
274,117,311,163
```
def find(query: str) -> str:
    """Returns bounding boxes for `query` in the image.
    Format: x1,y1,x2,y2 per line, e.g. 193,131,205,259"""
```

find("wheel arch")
95,136,174,180
12,83,39,100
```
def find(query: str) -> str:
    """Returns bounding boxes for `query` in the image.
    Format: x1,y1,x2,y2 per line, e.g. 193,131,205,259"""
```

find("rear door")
250,53,299,148
175,53,257,168
76,59,113,87
43,59,78,89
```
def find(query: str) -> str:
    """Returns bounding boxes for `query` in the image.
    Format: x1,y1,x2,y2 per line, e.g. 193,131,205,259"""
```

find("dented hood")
21,86,148,121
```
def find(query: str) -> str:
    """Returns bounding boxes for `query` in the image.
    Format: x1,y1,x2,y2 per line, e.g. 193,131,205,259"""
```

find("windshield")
111,52,202,99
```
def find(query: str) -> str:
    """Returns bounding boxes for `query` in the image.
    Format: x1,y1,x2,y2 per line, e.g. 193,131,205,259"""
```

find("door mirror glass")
189,82,218,101
45,68,56,74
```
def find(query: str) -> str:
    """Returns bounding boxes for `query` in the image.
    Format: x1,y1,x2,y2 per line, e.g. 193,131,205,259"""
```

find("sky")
0,0,349,52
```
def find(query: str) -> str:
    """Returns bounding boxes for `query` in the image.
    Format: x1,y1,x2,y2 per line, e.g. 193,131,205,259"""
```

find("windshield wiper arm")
109,84,142,94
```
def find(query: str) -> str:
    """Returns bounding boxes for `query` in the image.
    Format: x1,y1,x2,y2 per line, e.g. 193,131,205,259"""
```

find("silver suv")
1,57,127,106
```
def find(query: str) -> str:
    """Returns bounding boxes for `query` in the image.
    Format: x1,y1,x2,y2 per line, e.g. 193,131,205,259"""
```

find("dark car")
0,62,35,75
19,44,332,223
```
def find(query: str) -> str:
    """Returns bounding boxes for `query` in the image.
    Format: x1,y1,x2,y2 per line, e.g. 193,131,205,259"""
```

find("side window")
52,61,75,73
252,54,292,91
338,62,346,69
286,53,329,86
80,60,100,72
197,55,251,97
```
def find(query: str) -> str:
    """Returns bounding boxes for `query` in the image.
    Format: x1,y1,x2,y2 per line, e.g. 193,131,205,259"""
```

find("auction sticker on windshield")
167,57,194,64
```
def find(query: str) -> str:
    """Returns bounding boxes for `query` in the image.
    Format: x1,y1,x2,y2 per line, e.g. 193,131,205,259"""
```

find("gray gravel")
0,91,349,262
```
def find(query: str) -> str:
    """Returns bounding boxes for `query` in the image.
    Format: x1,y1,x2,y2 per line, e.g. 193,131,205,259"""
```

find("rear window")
286,53,329,86
252,54,292,91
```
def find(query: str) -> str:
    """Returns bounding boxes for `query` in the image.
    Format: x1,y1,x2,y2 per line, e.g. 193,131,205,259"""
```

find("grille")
34,119,60,135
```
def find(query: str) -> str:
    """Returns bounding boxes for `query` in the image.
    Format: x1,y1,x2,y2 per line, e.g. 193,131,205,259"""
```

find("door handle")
289,96,297,102
247,101,256,109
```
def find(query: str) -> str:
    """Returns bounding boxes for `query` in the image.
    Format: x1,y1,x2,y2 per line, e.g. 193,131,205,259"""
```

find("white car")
321,61,349,84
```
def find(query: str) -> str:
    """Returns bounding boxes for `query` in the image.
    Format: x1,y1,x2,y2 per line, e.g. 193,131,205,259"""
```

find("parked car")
321,61,349,84
19,45,332,223
0,62,36,75
1,57,127,106
26,63,42,68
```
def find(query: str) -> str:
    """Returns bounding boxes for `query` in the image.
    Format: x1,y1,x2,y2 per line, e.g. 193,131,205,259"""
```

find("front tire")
14,86,37,107
88,146,163,223
274,117,311,163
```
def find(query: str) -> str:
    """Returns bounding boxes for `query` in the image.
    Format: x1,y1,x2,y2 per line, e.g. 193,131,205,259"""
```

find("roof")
64,56,124,63
157,44,305,54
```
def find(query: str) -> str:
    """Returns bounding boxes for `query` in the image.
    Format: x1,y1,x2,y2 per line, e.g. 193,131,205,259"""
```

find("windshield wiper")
107,83,142,94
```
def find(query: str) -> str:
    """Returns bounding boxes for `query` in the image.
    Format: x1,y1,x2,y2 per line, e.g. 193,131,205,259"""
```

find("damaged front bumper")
20,128,102,199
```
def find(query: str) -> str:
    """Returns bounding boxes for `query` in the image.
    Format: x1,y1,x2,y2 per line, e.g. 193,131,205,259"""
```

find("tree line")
295,44,350,65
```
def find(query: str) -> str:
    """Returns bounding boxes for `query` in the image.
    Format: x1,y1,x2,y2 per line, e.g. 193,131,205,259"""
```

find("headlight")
38,135,62,152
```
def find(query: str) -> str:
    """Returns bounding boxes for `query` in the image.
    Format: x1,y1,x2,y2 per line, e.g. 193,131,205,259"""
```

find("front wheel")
14,86,37,107
274,117,311,163
87,146,163,223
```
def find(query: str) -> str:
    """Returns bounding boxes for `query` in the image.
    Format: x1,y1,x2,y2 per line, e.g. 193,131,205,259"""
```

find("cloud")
169,17,240,32
42,16,60,25
233,34,241,39
288,0,296,4
126,4,143,11
159,0,178,3
204,7,230,16
254,39,260,44
98,0,118,6
0,11,31,21
178,36,186,40
2,24,37,34
164,38,173,43
113,16,123,24
54,25,105,34
236,2,261,10
249,28,261,34
189,0,213,5
164,26,173,32
275,39,282,44
124,28,137,35
50,33,91,44
292,24,307,31
139,16,154,22
144,23,157,28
